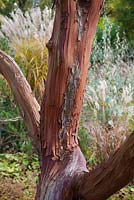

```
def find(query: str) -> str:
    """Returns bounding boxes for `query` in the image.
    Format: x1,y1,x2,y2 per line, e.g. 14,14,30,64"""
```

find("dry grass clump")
0,7,53,43
0,7,53,102
14,38,48,101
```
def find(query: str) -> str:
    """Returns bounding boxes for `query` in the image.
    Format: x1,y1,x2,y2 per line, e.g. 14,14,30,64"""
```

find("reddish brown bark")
40,0,103,159
38,0,134,199
0,50,40,154
38,0,103,199
78,132,134,200
0,0,134,200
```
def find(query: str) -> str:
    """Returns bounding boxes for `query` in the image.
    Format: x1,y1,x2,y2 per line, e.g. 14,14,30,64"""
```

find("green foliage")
129,118,134,132
0,0,15,16
96,16,119,46
0,153,39,200
0,37,9,51
108,186,134,200
89,19,133,125
0,37,14,56
0,78,32,153
0,0,33,15
40,0,51,9
0,0,9,9
0,0,51,16
16,0,33,11
0,7,52,153
78,127,90,159
78,125,98,166
106,0,134,46
0,153,39,180
79,18,134,167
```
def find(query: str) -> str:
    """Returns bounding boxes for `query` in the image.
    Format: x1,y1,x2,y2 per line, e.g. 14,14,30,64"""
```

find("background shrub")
80,17,134,165
0,7,53,152
0,7,53,102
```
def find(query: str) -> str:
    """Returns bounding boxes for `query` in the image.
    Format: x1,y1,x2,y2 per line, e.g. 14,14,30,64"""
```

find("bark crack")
59,59,81,158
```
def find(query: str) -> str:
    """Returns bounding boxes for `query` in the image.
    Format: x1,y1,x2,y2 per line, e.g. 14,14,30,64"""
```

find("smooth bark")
0,50,40,153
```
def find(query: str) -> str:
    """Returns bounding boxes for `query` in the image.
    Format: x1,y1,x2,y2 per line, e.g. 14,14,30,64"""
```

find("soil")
0,177,36,200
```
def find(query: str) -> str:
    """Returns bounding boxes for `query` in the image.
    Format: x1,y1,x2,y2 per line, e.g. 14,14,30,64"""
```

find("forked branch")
0,50,40,154
78,132,134,200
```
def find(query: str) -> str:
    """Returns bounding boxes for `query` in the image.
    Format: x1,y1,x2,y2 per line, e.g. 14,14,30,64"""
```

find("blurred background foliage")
0,0,133,45
106,0,134,46
0,0,134,199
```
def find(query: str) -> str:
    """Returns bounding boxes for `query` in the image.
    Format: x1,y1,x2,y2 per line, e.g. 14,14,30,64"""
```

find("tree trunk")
0,0,134,200
38,0,106,199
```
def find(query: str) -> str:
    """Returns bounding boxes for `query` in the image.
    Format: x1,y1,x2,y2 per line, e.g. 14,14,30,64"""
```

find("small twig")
0,117,22,123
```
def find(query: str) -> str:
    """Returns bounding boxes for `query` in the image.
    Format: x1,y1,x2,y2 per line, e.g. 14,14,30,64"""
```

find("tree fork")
1,0,134,200
78,132,134,200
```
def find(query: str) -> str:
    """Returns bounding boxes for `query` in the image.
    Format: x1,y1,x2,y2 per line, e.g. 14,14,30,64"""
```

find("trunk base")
36,148,88,200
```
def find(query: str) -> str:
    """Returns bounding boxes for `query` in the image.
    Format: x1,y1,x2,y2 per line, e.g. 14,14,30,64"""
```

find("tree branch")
78,132,134,200
0,50,40,154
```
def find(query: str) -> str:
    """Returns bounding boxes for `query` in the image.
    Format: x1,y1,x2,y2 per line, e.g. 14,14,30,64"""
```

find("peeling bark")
38,0,134,198
40,0,103,159
38,0,104,199
0,50,40,154
1,0,134,200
